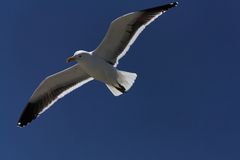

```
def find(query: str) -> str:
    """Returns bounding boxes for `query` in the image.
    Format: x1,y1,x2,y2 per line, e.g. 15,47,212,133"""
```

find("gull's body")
17,2,178,127
76,52,118,85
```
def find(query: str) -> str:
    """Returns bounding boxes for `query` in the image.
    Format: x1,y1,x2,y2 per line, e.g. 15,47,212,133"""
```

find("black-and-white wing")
93,2,178,66
18,64,93,127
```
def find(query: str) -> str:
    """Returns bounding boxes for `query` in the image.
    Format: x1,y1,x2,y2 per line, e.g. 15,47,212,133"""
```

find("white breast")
77,55,118,85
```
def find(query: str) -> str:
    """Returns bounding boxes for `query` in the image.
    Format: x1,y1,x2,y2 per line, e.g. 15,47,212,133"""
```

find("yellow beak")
66,56,75,63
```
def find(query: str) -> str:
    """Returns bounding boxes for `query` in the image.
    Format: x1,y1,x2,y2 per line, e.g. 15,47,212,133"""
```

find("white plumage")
18,2,178,127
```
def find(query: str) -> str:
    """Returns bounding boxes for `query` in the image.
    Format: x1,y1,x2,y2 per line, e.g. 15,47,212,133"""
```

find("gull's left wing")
93,2,178,66
18,64,93,127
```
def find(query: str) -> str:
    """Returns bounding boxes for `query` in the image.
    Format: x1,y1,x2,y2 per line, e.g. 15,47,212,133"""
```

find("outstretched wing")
18,64,93,127
93,2,178,66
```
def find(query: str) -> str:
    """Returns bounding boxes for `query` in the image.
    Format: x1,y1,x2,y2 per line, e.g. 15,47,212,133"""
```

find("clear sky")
1,0,240,159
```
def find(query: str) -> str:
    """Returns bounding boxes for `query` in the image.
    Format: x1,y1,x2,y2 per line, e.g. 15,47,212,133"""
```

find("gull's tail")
106,70,137,96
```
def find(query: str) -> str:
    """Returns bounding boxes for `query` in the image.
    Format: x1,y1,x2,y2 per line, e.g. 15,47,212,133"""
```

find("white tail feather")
106,70,137,96
106,84,123,96
117,70,137,91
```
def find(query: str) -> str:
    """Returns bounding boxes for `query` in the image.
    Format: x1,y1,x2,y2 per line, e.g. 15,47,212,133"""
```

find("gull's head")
67,50,90,63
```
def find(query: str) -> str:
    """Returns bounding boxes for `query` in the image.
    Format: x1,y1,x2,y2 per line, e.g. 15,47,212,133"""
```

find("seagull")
17,2,178,127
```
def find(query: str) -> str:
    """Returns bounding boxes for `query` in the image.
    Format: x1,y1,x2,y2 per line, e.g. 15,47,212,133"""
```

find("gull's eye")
78,55,82,58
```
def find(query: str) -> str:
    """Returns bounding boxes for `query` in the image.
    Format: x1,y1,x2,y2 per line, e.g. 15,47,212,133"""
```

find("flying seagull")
17,2,178,127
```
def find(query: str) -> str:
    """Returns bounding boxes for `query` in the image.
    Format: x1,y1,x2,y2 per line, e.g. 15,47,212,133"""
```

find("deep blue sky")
1,0,240,159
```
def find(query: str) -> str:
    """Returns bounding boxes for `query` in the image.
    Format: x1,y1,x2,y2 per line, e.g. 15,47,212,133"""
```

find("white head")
67,50,90,63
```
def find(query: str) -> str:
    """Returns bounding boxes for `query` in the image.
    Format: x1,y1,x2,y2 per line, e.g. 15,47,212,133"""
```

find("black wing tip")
141,2,179,12
17,115,38,128
17,116,36,128
172,2,179,7
163,2,179,8
17,102,39,128
17,122,25,128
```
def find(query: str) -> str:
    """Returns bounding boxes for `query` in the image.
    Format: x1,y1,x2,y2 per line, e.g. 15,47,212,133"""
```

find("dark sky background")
1,0,240,159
